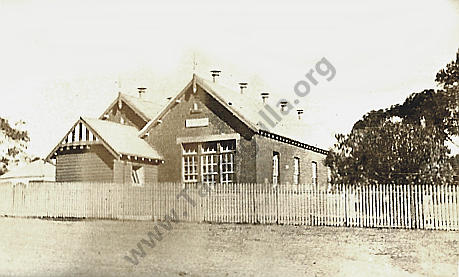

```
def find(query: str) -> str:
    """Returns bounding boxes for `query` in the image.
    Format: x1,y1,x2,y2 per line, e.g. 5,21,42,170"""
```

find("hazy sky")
1,0,458,158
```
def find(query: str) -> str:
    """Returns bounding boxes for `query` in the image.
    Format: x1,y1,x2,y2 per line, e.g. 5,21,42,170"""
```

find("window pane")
201,153,218,185
273,152,279,184
293,157,300,185
220,152,234,185
312,161,318,185
182,148,198,183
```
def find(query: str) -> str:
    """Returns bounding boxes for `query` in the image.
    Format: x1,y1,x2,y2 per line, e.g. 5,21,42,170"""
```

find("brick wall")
144,84,328,185
146,85,257,183
255,135,328,186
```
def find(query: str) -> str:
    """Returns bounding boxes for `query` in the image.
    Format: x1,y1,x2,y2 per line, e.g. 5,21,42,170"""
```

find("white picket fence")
0,182,457,230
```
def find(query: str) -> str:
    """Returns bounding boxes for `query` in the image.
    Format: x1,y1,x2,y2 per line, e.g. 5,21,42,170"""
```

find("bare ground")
0,217,457,277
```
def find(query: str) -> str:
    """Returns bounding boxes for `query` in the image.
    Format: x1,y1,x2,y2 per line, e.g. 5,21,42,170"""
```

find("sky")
0,0,458,158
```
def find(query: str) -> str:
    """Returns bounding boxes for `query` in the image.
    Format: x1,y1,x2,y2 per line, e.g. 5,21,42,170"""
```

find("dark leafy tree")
450,154,459,178
325,49,459,185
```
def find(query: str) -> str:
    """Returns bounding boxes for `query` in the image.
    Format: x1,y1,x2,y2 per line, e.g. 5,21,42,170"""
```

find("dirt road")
0,217,457,276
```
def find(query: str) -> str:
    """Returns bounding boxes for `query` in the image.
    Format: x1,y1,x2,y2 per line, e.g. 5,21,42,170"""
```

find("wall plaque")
185,118,209,128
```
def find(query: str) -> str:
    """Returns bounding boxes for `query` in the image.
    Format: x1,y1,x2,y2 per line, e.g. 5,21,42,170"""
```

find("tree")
325,49,459,185
449,154,459,178
0,118,30,175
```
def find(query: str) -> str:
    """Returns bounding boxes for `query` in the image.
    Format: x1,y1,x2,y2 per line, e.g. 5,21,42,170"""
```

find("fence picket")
435,184,440,230
429,184,434,230
454,185,458,229
415,184,419,229
345,184,350,227
315,184,319,226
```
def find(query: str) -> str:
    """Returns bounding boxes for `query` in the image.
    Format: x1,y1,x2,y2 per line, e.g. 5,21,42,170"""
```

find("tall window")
273,152,279,185
201,142,218,185
182,143,198,184
220,140,235,184
312,161,318,185
181,140,235,184
293,157,300,185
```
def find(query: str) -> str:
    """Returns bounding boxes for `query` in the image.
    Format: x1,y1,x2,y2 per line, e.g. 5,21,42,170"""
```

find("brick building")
46,74,329,186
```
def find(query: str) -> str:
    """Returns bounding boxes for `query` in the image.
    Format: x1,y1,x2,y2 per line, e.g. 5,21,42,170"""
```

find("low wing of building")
0,159,55,185
46,117,163,184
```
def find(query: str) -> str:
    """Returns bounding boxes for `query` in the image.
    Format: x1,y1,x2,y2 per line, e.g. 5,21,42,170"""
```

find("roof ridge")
83,117,137,129
197,75,272,108
120,92,164,105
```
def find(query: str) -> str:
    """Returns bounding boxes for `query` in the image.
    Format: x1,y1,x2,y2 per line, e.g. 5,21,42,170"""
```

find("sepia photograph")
0,0,458,276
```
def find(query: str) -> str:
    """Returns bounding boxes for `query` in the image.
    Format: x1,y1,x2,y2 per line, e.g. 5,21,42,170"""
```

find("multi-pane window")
220,141,235,184
273,152,279,185
181,140,236,184
312,161,318,185
182,143,198,183
293,157,300,185
201,142,218,185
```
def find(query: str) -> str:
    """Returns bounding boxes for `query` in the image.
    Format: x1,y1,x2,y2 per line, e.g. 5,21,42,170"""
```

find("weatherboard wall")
55,146,114,182
113,160,158,184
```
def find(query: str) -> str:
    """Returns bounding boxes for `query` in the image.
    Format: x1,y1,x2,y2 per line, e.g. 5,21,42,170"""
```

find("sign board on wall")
185,118,209,128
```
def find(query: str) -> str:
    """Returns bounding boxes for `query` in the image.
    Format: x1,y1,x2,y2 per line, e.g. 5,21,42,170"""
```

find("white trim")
177,133,240,144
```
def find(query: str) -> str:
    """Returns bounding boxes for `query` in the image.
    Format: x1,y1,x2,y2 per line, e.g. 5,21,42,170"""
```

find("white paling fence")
0,182,457,230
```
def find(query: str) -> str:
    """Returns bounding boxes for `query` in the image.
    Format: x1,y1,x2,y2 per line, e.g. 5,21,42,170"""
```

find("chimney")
261,92,269,103
297,109,304,120
239,82,248,94
137,87,146,98
280,100,288,112
210,70,221,83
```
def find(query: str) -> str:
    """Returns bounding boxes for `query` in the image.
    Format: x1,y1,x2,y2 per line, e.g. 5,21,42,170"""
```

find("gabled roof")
196,76,263,131
83,118,163,160
99,92,170,123
139,74,328,153
46,117,163,161
139,74,261,136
